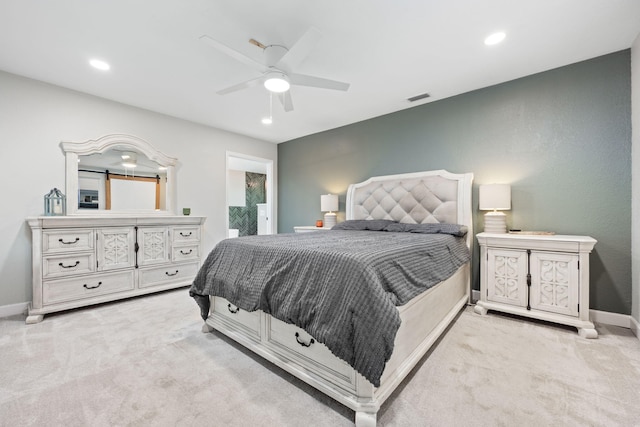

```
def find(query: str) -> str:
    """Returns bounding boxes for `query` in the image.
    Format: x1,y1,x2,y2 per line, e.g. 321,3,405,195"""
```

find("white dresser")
474,232,597,338
26,215,206,323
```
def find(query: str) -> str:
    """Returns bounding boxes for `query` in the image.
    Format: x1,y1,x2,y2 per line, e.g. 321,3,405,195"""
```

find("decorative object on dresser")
474,232,597,338
192,169,474,426
26,215,205,324
44,188,66,216
479,183,511,233
320,194,339,228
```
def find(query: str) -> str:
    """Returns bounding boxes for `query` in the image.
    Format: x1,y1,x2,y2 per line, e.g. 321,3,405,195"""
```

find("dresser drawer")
172,226,201,244
43,229,94,254
43,270,134,305
138,262,199,289
171,244,200,262
42,252,95,279
265,316,356,391
212,296,261,340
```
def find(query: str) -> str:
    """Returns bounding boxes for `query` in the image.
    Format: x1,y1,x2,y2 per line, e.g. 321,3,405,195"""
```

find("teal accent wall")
278,50,632,315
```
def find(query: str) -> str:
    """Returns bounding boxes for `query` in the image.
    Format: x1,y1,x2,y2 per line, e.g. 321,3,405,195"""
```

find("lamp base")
484,211,507,233
324,212,337,229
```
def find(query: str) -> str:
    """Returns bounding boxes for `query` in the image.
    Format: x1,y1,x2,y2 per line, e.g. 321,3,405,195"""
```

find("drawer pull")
180,249,193,255
165,270,179,277
83,281,102,290
59,261,80,269
295,332,315,347
227,304,240,314
180,232,192,237
59,237,80,245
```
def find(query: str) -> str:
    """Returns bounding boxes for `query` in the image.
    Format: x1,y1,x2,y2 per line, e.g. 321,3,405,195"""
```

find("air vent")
407,92,431,102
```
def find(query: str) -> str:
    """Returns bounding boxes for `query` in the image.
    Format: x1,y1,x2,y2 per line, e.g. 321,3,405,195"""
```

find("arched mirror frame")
60,134,177,215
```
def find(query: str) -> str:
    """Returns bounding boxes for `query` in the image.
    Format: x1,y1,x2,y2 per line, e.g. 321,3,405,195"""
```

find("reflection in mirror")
77,149,166,211
61,134,177,215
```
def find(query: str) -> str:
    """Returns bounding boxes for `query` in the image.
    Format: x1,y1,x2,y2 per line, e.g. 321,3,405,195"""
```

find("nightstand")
293,226,332,233
475,232,598,338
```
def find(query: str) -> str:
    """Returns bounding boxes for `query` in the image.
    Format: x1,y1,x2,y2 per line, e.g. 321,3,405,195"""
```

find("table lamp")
321,194,339,228
479,184,511,233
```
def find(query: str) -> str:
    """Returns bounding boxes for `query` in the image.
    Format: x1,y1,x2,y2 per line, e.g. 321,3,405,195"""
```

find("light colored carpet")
1,288,639,427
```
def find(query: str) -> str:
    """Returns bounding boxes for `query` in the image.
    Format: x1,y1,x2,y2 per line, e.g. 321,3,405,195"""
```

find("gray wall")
278,50,632,315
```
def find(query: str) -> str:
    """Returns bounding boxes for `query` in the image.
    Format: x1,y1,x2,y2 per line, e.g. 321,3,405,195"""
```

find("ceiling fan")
200,27,350,112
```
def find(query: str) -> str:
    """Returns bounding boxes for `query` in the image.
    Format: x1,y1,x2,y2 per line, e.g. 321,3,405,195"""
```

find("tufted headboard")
346,170,474,247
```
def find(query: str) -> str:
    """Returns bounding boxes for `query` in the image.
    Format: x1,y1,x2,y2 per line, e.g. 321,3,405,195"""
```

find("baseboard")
631,316,640,341
0,302,28,318
470,290,632,329
589,309,630,328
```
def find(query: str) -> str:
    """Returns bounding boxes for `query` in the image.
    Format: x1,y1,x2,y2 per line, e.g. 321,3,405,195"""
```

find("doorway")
226,152,274,237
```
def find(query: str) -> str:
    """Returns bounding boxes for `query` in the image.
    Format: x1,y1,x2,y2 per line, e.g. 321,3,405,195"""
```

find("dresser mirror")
61,134,177,215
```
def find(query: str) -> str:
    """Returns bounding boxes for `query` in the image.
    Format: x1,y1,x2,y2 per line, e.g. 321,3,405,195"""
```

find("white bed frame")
204,170,473,426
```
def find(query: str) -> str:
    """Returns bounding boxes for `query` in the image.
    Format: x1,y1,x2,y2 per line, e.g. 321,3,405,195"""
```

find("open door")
226,152,274,237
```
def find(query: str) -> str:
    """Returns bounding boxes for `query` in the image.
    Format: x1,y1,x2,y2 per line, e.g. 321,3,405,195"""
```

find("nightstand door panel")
486,248,528,307
530,252,579,316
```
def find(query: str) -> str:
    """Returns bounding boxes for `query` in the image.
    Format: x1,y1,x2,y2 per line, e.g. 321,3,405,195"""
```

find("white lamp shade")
479,184,511,211
321,194,339,212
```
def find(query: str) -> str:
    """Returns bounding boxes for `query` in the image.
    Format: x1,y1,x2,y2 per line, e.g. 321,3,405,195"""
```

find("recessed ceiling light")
261,117,273,125
484,32,506,46
89,59,110,71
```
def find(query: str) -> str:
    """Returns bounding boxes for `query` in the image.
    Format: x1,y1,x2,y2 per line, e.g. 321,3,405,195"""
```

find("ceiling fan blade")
276,27,322,71
289,73,350,91
278,91,294,112
217,76,264,95
200,35,267,73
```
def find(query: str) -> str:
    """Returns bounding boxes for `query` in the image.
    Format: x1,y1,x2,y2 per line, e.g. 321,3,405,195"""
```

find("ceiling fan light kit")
264,72,290,93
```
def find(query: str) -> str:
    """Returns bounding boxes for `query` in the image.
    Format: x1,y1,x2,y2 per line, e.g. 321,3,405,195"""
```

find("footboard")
203,264,469,426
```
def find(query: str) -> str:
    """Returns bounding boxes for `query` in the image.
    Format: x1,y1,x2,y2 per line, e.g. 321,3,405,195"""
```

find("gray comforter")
190,227,470,387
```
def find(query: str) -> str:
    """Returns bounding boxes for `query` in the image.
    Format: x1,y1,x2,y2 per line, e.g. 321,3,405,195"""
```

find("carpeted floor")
1,288,639,426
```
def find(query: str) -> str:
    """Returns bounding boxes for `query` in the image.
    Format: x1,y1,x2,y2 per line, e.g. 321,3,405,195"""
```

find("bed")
190,169,473,426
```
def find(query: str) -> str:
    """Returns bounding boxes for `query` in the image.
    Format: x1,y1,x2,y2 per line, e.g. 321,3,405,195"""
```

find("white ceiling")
1,1,639,144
